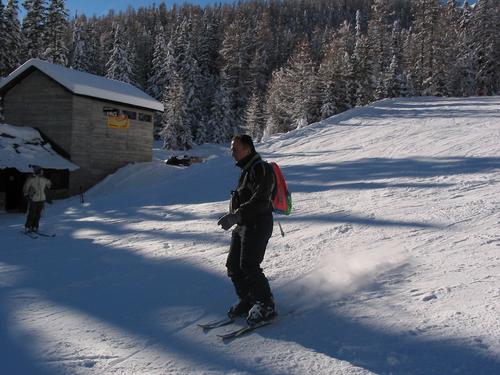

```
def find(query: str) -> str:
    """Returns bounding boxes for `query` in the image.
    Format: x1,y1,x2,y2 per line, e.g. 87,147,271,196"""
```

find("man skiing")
23,165,51,232
217,135,277,326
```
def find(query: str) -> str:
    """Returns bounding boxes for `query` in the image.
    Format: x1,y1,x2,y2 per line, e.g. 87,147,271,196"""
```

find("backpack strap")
240,158,261,191
248,159,276,199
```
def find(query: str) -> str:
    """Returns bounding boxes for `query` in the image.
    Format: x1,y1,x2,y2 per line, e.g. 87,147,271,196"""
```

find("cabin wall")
70,96,154,193
3,70,73,155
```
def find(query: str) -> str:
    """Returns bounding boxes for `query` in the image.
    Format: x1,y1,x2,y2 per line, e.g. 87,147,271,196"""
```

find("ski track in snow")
1,96,499,374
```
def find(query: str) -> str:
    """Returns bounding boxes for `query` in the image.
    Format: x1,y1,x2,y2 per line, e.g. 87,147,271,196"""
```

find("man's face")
231,139,250,162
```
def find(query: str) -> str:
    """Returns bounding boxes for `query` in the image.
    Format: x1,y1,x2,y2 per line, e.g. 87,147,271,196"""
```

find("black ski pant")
25,201,44,230
226,215,273,305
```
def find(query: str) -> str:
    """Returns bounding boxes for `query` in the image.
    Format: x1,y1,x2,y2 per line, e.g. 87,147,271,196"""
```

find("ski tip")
217,334,234,341
198,325,209,332
197,317,235,331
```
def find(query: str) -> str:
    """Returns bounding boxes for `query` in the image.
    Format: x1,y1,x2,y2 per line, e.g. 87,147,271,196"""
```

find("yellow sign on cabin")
107,115,130,129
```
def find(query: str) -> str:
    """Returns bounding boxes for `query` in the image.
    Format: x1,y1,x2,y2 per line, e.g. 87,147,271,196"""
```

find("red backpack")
269,162,292,215
249,159,293,216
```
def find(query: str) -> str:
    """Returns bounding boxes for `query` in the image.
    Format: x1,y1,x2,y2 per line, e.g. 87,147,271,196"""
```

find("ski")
217,320,274,340
21,230,38,239
34,231,56,238
198,317,235,331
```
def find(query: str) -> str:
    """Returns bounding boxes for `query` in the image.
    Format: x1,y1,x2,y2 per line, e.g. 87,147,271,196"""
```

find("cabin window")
139,113,152,123
122,110,137,120
103,107,119,116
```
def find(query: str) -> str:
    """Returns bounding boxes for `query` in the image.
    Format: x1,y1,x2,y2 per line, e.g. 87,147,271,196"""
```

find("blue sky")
21,1,235,18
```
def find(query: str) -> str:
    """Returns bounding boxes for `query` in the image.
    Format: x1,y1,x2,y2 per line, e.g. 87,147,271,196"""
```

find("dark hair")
32,165,42,175
233,134,256,153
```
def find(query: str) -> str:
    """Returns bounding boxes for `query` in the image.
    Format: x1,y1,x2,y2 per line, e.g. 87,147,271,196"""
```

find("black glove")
217,212,240,230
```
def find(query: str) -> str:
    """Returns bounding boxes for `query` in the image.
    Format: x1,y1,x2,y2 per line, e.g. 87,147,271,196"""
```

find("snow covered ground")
1,96,499,375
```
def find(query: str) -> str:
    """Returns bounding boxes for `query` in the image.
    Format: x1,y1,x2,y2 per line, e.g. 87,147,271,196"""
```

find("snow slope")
1,96,499,375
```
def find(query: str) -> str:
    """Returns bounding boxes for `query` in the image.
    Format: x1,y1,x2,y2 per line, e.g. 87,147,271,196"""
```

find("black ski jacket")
230,152,274,225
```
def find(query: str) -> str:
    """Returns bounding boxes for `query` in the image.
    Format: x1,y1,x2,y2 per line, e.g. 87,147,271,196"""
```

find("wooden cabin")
0,59,164,197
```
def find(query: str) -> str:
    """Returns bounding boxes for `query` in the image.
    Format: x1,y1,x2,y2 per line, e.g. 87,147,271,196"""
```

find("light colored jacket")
23,175,52,202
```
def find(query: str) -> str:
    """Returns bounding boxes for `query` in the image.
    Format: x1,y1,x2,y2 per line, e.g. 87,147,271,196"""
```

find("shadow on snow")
0,226,262,374
1,222,498,374
279,156,500,194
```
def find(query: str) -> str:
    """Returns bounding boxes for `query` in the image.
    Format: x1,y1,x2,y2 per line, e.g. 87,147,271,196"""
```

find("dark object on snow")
165,155,204,167
166,156,192,166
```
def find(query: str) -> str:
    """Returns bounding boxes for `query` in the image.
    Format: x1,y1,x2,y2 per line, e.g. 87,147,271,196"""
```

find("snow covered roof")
0,123,79,172
0,59,164,112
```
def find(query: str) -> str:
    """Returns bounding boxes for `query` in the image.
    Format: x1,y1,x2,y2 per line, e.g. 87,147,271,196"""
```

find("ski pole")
277,220,285,237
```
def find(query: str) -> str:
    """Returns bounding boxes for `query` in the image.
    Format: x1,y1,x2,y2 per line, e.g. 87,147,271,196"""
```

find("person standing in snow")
23,165,51,232
217,135,277,325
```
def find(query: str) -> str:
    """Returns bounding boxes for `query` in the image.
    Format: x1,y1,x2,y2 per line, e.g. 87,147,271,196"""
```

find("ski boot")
227,299,253,319
247,299,277,326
